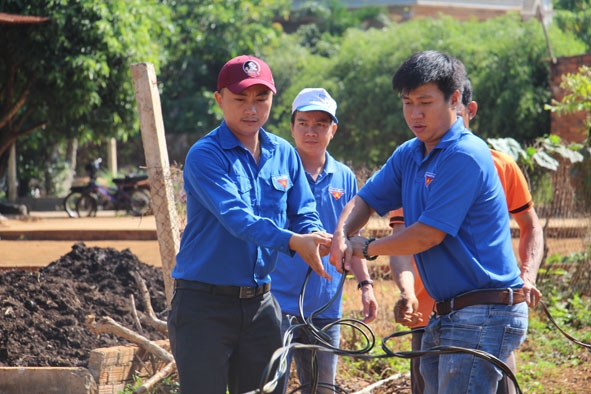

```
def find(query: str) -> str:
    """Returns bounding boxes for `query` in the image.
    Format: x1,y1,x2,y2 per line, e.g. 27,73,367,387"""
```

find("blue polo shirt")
173,121,324,287
359,118,523,301
272,152,357,319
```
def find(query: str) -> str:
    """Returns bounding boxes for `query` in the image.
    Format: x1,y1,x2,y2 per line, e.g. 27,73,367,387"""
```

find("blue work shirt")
272,152,357,319
173,121,324,287
359,118,523,301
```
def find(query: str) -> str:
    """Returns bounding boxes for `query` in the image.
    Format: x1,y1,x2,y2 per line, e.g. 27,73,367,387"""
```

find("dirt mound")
0,242,167,367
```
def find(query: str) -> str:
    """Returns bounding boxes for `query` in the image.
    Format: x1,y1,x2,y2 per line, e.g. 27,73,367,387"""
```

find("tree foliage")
553,0,591,52
0,0,171,172
488,135,584,172
288,0,388,57
159,0,291,137
2,1,590,195
545,65,591,143
265,13,585,167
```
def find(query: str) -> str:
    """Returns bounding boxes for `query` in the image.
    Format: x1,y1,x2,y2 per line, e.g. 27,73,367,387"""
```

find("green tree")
159,0,291,137
545,65,591,143
553,0,591,52
544,65,591,209
265,13,585,167
288,0,388,57
0,0,171,192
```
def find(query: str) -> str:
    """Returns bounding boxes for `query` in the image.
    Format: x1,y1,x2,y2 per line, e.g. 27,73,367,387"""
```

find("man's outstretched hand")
290,232,333,280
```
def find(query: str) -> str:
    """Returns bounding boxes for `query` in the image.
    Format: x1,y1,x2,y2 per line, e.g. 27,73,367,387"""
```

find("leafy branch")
488,134,585,172
544,65,591,145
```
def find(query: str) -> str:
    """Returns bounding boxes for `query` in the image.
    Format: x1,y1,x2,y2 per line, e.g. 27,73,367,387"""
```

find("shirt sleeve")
492,150,533,215
358,152,404,216
389,208,404,228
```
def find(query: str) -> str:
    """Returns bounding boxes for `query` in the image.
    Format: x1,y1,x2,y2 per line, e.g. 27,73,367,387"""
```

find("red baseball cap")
217,55,276,94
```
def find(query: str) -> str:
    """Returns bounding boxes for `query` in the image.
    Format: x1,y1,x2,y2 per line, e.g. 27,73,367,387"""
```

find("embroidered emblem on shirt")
329,187,345,200
272,175,289,191
425,172,435,187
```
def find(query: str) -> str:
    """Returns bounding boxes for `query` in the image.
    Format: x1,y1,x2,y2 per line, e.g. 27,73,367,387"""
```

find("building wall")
550,54,591,144
292,0,524,10
291,0,540,21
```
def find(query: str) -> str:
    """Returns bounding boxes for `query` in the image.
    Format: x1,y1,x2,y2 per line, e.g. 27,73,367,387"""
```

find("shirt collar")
410,117,467,159
218,120,277,153
323,151,338,175
436,117,467,148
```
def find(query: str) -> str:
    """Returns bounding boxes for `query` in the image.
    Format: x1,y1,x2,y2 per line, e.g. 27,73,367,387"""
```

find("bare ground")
0,213,588,393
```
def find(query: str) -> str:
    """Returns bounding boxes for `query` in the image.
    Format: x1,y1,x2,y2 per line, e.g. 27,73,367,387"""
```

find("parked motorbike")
63,158,152,218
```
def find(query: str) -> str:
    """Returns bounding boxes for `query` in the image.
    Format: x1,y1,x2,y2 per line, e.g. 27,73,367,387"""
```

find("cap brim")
226,79,276,94
294,104,338,123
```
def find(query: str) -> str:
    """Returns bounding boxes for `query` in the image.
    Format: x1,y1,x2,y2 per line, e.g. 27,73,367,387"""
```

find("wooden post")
107,138,118,178
7,144,17,202
130,62,179,303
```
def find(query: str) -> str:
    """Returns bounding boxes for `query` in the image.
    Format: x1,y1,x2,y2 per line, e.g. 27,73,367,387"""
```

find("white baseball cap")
291,88,338,124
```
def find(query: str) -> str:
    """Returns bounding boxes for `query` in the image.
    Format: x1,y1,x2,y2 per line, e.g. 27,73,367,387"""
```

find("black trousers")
168,287,282,394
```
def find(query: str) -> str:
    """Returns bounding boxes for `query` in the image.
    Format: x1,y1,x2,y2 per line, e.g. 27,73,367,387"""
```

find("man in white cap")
272,88,378,394
168,57,333,394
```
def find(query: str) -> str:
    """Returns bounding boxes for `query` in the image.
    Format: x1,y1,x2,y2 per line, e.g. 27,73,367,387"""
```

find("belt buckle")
239,286,255,298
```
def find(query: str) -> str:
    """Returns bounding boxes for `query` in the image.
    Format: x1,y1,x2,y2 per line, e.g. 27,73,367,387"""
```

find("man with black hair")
329,50,529,393
390,76,543,394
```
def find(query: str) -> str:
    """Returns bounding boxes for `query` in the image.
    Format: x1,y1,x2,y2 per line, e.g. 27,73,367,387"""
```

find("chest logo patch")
329,187,345,200
272,175,289,191
425,172,435,187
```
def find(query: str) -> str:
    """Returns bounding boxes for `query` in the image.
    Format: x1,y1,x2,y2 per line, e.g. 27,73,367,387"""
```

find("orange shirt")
491,150,533,214
389,150,533,327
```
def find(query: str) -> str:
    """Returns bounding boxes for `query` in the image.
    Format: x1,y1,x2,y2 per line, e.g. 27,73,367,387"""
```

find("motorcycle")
63,158,152,218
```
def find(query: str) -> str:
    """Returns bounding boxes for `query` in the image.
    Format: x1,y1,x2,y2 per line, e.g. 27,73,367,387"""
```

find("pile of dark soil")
0,242,167,367
0,241,410,393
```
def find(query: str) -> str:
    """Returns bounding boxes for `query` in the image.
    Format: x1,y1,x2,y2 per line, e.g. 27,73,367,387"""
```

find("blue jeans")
420,302,528,394
278,314,340,394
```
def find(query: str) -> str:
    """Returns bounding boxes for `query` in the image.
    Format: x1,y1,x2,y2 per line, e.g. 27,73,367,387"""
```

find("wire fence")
527,159,591,297
152,156,591,298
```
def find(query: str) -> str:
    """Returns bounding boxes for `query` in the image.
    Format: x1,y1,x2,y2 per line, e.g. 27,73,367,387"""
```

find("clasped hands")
290,232,369,280
328,233,368,274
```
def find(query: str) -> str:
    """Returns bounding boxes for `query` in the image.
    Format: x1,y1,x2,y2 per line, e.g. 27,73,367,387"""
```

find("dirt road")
0,212,162,268
1,211,588,270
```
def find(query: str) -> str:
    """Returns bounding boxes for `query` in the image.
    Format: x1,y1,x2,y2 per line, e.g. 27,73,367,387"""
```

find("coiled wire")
245,269,591,394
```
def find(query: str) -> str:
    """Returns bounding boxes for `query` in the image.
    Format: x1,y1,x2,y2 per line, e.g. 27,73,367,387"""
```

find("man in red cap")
167,55,333,394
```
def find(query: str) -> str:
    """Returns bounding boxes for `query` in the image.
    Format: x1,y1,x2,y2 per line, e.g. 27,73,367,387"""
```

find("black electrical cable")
539,300,591,349
253,266,375,393
249,271,591,394
381,329,523,394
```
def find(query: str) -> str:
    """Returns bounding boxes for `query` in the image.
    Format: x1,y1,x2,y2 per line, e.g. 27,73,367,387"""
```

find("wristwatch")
357,279,374,290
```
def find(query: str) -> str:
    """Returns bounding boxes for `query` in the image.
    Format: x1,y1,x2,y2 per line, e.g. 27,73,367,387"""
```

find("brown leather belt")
174,279,271,299
435,288,526,316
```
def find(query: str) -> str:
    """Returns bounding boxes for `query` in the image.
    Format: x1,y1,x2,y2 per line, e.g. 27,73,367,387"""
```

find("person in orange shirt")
390,78,544,394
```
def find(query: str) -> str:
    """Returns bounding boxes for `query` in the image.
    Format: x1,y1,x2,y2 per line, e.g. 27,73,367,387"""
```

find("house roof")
0,12,49,25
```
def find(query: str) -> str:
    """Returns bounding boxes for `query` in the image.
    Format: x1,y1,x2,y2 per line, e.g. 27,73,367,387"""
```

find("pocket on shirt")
234,174,253,205
261,174,292,214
